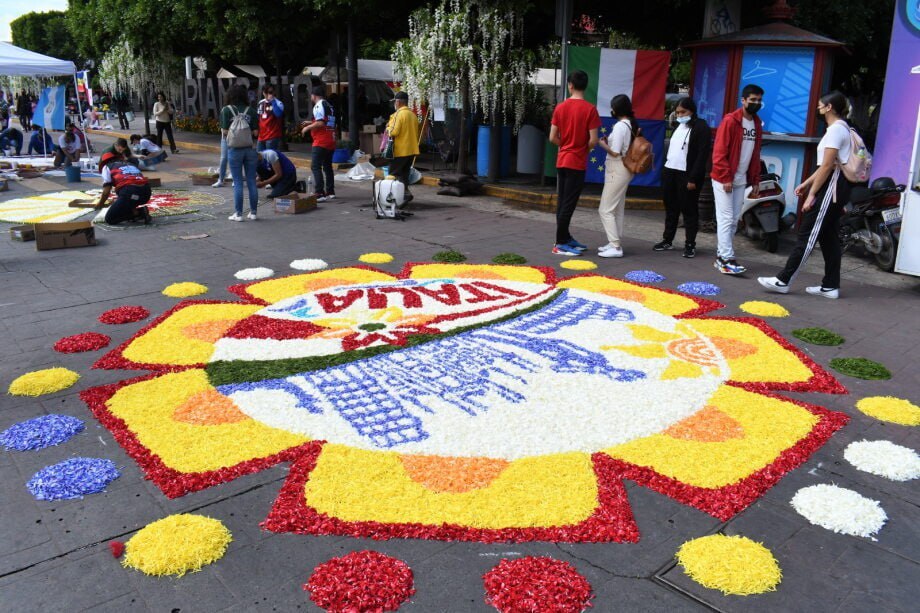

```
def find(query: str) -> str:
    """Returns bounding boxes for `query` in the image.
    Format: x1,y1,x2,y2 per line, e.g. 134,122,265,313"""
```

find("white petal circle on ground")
234,267,274,281
844,440,920,481
790,484,887,538
290,258,329,271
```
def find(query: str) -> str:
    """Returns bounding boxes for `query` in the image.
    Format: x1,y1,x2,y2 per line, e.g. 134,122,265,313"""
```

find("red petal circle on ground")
304,550,415,612
53,332,111,353
98,306,150,325
483,556,593,613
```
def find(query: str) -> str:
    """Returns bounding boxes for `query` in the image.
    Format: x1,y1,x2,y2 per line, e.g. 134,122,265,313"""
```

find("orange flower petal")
600,289,647,303
172,389,250,425
664,406,745,442
400,455,511,493
181,320,239,343
667,337,720,367
711,337,759,359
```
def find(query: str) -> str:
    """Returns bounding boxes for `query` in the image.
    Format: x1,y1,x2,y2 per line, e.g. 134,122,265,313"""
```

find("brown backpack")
623,127,654,175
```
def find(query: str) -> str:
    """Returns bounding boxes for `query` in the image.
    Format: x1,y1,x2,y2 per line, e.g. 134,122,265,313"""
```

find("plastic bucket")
65,165,82,182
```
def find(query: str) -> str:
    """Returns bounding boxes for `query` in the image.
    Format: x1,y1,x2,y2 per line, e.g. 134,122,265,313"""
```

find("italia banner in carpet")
568,47,670,187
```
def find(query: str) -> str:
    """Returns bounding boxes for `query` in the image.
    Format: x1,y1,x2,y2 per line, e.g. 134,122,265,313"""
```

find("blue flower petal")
0,415,85,451
677,282,722,296
26,458,120,500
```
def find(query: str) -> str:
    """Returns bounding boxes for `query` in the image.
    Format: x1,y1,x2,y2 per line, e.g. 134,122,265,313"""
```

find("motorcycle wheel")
764,232,779,253
873,220,897,272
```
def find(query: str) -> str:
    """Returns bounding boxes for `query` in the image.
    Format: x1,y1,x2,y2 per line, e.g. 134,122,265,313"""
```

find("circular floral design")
26,457,120,500
483,556,592,613
81,263,847,542
855,396,920,426
739,301,789,318
290,258,329,271
234,267,274,281
359,252,395,264
560,260,597,271
99,306,150,324
843,440,920,481
304,550,415,612
0,415,84,451
123,514,232,576
54,332,111,353
791,484,887,538
9,367,80,396
163,282,209,298
625,270,666,284
676,534,782,595
677,282,721,296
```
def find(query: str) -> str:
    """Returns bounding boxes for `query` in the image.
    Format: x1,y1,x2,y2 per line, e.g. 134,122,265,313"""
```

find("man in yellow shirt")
386,91,420,202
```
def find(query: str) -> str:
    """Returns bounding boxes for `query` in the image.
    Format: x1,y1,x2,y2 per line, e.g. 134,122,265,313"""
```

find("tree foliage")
11,11,85,68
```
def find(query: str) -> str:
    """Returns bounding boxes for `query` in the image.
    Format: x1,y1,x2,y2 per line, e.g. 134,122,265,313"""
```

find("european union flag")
585,118,666,187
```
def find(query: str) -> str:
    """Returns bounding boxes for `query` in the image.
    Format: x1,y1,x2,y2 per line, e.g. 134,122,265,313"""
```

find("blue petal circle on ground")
625,270,667,283
26,458,120,500
677,282,722,296
0,415,85,451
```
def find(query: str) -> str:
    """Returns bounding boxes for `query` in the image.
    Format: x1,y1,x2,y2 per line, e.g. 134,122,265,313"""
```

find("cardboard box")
362,124,376,133
190,173,218,186
35,221,97,251
10,225,35,242
273,193,317,214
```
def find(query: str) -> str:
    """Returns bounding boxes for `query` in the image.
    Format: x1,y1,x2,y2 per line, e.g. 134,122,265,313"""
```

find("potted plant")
332,138,354,164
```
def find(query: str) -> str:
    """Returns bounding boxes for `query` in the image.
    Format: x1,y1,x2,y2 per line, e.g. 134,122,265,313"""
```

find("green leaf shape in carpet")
829,358,892,380
492,253,528,265
432,250,467,263
792,327,845,346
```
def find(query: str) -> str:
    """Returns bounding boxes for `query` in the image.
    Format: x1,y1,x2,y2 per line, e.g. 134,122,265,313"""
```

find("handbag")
382,131,394,159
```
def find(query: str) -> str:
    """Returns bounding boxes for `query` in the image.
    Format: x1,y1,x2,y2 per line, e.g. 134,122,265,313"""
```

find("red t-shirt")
551,98,601,170
257,99,284,141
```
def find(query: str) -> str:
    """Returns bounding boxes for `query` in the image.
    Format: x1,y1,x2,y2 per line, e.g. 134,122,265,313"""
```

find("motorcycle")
839,176,906,272
741,162,788,253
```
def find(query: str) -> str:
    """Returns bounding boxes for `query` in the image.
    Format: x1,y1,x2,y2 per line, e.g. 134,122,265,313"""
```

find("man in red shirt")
94,152,152,225
549,70,601,255
300,86,337,201
257,85,285,152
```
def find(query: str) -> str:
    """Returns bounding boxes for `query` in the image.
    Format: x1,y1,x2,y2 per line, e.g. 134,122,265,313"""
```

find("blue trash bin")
476,125,512,178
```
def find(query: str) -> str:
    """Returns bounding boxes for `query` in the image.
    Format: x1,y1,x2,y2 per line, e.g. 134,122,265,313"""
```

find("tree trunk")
347,18,359,150
457,78,471,175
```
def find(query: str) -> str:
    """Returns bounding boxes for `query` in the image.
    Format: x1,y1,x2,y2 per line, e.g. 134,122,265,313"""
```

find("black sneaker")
683,245,695,258
653,241,673,251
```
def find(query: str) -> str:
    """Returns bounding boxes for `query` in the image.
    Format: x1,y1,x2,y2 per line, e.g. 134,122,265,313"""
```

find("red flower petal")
483,556,593,613
98,306,150,325
53,332,111,353
304,550,415,612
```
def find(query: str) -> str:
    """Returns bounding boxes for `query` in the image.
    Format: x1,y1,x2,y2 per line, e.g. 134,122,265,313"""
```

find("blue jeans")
228,146,259,215
312,146,335,195
258,138,281,152
217,137,229,182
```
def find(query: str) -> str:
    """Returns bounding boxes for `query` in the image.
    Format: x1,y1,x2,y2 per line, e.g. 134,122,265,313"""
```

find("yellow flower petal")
162,282,208,298
739,301,790,317
358,252,394,264
241,268,396,304
123,514,232,577
407,263,549,284
856,396,920,426
8,368,80,396
676,534,782,595
557,275,705,317
560,259,597,271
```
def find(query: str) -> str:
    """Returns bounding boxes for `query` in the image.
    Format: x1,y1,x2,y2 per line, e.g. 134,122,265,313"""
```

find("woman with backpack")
219,84,260,221
596,94,636,258
758,91,855,300
656,97,710,258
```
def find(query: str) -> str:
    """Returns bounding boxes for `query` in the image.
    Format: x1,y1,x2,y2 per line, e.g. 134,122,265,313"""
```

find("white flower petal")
790,484,887,538
289,258,329,271
234,267,274,281
844,440,920,481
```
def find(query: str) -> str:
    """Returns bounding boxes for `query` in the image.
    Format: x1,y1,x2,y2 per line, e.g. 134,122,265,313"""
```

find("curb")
88,128,664,211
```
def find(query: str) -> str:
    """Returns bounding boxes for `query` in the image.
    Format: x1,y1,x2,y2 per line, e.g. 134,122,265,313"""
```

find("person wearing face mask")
596,94,636,258
710,84,764,275
655,97,711,258
758,91,854,300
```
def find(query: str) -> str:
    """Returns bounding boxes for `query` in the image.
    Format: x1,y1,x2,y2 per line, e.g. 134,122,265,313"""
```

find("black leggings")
661,167,701,246
155,121,177,152
105,184,152,225
556,167,586,245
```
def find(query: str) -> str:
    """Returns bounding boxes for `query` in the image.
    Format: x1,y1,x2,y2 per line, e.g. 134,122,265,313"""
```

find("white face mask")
676,116,691,124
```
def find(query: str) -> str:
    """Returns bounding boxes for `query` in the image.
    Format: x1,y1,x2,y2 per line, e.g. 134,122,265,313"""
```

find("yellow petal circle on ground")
162,282,209,298
676,534,782,595
739,301,790,318
856,396,920,426
8,368,80,396
358,252,395,264
560,259,598,271
123,514,232,577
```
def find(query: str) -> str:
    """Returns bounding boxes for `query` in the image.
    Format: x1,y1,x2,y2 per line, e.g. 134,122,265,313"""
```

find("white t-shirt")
817,120,851,165
609,119,632,158
58,134,80,154
734,117,756,185
139,138,162,154
665,123,691,171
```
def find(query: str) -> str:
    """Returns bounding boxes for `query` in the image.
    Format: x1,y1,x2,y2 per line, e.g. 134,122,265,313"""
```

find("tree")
11,11,85,67
393,0,538,176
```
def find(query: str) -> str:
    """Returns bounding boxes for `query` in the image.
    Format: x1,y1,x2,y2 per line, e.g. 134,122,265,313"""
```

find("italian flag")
568,48,670,119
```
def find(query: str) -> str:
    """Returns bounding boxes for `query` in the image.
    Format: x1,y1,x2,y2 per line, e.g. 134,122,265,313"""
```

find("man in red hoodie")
710,84,764,275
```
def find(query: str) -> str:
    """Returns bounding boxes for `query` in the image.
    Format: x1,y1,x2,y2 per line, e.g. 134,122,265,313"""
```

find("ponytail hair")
610,94,638,136
819,90,850,118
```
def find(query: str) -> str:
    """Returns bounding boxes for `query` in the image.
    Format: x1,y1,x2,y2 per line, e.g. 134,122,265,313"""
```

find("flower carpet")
77,262,850,543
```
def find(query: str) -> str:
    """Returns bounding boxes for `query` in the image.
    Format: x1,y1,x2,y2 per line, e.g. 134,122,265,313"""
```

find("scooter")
839,176,905,272
741,162,787,253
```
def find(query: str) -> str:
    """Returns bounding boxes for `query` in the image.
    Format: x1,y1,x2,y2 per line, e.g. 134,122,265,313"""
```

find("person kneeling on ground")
256,149,298,198
0,126,23,156
53,125,81,167
98,138,139,171
95,152,152,225
129,134,166,169
27,127,54,155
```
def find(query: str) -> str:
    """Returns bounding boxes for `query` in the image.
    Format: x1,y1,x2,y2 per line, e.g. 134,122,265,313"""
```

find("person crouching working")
256,149,298,198
95,152,152,225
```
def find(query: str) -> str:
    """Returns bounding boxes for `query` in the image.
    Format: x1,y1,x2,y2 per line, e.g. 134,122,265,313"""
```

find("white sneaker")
211,180,224,188
247,212,257,221
228,213,244,222
806,286,839,299
599,246,624,258
757,276,789,294
597,243,615,253
325,194,336,201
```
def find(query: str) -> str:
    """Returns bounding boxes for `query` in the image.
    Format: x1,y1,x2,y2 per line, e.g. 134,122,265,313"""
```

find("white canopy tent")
0,42,86,160
0,41,76,76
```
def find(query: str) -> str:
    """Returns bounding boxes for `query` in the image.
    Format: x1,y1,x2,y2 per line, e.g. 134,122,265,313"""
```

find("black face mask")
745,102,762,115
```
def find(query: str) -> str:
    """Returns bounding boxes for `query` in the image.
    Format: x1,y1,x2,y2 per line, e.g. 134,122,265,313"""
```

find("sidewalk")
87,118,662,210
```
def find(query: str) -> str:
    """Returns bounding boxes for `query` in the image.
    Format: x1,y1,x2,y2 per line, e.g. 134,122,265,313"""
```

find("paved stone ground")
0,135,918,612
